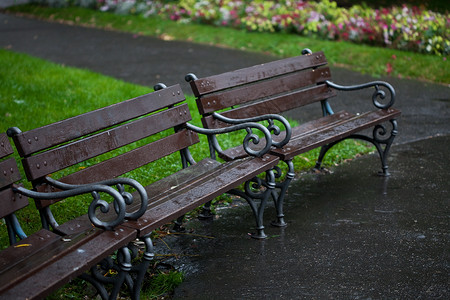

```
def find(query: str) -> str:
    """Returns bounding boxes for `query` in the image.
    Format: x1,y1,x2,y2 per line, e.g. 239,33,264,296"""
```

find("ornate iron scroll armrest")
212,113,292,148
186,122,273,157
45,176,148,221
12,183,126,231
325,80,396,109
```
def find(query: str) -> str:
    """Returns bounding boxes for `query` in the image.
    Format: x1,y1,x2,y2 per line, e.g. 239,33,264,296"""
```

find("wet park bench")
185,49,401,228
2,84,279,298
0,132,138,299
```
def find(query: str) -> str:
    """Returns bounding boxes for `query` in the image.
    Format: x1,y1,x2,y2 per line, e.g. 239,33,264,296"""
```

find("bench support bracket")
271,160,295,227
78,235,154,300
227,169,276,239
315,119,398,176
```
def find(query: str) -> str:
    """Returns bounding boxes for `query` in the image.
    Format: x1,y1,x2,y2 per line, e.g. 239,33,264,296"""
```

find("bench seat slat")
0,229,60,272
22,104,192,181
54,158,223,236
123,155,280,237
190,52,327,95
218,111,356,161
198,67,332,114
271,108,401,161
202,84,336,128
13,85,185,156
0,228,103,293
0,225,136,299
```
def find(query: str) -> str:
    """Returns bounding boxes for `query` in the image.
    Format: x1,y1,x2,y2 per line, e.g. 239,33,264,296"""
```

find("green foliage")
29,0,450,56
7,4,448,83
142,270,184,299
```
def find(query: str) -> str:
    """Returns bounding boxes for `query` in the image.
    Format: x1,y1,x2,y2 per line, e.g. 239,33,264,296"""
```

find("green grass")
5,4,449,84
0,48,373,297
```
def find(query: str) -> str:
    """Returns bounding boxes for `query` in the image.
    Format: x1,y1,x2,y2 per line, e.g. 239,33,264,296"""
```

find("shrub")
31,0,450,56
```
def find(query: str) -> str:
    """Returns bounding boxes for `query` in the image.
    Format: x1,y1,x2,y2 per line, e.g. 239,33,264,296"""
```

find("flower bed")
33,0,450,56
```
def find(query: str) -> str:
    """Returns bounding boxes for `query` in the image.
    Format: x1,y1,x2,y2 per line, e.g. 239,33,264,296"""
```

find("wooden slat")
0,229,60,271
33,129,199,208
0,133,14,158
217,111,355,161
0,186,29,219
190,52,327,95
60,129,199,186
202,84,337,129
271,108,402,160
123,155,279,237
13,84,185,156
54,158,222,236
0,158,21,189
0,225,136,299
22,104,192,181
198,67,332,114
0,227,102,294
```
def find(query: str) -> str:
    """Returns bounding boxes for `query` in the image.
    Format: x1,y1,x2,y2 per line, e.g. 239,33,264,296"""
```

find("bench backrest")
0,133,29,245
9,84,199,210
188,51,336,129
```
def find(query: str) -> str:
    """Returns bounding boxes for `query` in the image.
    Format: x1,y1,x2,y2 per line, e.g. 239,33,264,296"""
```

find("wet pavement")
170,135,449,299
1,10,449,299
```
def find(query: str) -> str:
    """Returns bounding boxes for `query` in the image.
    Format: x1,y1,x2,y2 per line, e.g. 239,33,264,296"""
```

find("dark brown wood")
22,104,192,181
123,155,279,237
197,67,332,114
33,129,200,209
0,225,136,299
54,158,222,236
202,84,336,129
0,227,103,293
13,84,186,156
0,229,60,275
0,158,21,189
190,52,327,95
271,108,402,160
0,186,29,219
217,111,356,161
0,133,14,157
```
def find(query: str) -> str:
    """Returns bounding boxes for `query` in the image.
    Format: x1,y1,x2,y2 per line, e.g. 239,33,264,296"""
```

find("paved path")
1,12,448,144
1,11,449,299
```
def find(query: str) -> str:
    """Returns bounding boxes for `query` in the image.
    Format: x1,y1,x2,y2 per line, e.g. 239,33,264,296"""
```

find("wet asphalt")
0,10,449,299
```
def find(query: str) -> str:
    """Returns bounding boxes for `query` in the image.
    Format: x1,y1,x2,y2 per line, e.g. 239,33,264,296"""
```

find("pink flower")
386,62,393,75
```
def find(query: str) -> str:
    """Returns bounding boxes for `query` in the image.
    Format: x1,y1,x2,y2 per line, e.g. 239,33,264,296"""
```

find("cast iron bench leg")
314,119,399,177
228,169,276,239
127,234,154,300
79,246,132,300
271,160,295,227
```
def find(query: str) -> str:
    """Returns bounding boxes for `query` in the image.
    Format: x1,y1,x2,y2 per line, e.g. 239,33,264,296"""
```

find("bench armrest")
12,182,127,231
326,80,396,109
186,122,273,157
45,176,148,221
211,113,292,148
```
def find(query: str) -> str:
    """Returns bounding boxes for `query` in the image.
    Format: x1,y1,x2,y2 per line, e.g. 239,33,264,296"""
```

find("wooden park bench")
3,84,279,298
185,49,401,228
0,132,139,299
